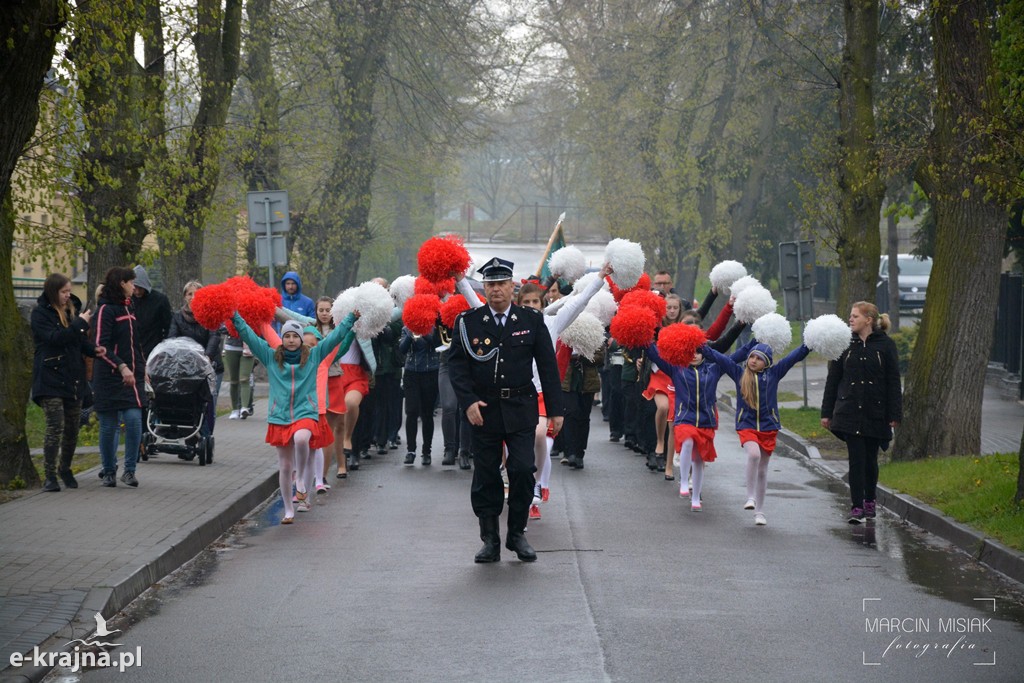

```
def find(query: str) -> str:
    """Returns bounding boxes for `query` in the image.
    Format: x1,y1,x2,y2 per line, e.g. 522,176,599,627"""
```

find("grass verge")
880,454,1023,553
778,406,829,440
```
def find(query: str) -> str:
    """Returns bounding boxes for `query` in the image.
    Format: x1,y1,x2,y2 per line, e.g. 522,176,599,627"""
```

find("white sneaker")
754,513,767,526
229,410,240,420
532,483,542,506
240,407,253,419
744,499,755,510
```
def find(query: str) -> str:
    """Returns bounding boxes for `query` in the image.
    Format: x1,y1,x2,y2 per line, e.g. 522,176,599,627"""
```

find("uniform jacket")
31,293,97,404
821,331,902,442
448,303,565,433
168,308,224,373
646,342,724,429
704,341,810,432
92,295,148,411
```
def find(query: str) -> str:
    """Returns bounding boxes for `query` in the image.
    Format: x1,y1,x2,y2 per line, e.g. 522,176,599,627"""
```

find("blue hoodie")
280,271,316,319
702,341,810,432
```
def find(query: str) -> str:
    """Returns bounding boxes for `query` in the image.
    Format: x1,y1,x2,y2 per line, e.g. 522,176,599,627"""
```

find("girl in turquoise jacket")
232,311,357,524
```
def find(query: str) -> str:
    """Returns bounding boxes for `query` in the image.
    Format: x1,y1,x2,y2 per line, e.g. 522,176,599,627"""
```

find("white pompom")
751,313,792,355
604,238,645,288
332,281,394,339
709,260,747,294
559,311,606,360
584,289,618,327
729,275,760,297
804,314,853,361
389,275,416,308
548,246,587,284
733,285,777,324
572,271,609,295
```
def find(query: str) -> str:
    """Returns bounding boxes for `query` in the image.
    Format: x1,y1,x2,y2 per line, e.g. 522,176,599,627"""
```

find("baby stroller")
143,338,217,466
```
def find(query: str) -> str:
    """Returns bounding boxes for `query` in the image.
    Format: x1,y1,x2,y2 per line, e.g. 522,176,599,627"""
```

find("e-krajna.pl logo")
8,612,141,673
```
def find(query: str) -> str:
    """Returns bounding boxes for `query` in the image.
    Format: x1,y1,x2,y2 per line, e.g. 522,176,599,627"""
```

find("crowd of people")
29,250,902,556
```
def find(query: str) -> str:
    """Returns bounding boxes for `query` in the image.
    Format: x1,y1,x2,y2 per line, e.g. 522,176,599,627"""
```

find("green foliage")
889,324,918,373
880,453,1024,552
7,477,26,491
779,407,830,440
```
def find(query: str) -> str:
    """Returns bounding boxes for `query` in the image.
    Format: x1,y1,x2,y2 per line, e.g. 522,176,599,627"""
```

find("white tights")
743,441,771,513
534,423,554,490
278,429,312,519
677,439,704,502
313,448,324,487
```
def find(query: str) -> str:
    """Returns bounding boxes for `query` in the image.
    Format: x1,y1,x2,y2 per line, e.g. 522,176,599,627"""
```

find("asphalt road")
57,412,1024,683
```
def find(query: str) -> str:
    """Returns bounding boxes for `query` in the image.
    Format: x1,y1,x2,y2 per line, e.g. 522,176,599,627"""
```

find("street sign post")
246,191,290,286
779,240,816,407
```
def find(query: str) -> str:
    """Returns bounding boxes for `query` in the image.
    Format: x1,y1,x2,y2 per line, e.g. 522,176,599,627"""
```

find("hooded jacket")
821,331,902,443
92,294,148,411
703,341,809,432
131,266,172,358
31,293,98,404
279,271,316,319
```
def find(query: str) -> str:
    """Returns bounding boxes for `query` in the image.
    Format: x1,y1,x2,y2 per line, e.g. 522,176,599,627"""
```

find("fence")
991,272,1024,400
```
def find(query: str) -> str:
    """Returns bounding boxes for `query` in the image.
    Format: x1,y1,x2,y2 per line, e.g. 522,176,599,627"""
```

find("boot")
58,469,78,489
646,452,658,470
43,476,61,492
474,516,501,563
458,449,472,471
505,514,537,562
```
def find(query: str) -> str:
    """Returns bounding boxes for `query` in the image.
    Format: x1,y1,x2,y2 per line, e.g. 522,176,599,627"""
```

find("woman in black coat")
92,266,148,488
167,280,223,434
821,301,903,524
31,274,103,491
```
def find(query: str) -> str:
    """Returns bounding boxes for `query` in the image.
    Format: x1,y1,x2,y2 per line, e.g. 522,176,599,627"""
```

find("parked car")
877,254,933,312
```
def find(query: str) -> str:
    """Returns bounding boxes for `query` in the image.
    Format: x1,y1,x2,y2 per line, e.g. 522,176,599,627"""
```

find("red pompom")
620,289,667,321
414,276,455,298
417,235,471,282
657,323,707,367
402,293,441,336
439,296,471,328
225,319,239,337
610,306,657,348
607,273,651,303
191,282,237,331
237,285,280,327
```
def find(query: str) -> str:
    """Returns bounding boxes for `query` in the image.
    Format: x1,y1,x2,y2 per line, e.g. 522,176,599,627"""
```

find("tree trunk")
886,208,900,330
0,0,67,487
893,0,1008,460
729,92,779,262
835,0,885,315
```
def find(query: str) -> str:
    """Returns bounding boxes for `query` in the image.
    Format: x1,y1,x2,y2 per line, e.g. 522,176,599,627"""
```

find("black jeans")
622,379,640,444
846,435,883,508
404,369,439,455
39,397,82,478
606,364,624,437
561,390,595,461
371,373,399,446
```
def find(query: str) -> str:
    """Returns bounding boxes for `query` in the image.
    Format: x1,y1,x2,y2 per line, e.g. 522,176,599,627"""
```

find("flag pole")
536,212,567,277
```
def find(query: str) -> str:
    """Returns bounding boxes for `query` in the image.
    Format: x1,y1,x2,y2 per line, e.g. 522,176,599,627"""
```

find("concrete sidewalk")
0,400,280,682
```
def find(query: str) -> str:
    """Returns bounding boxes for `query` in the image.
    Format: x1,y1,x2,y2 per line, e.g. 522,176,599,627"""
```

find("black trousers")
471,426,535,531
404,369,438,454
622,379,640,443
354,385,374,453
846,435,883,508
562,390,595,460
388,372,404,442
606,365,624,437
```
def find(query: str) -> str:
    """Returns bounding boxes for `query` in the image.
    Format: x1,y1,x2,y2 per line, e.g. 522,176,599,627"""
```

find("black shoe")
574,458,584,470
121,470,139,487
421,453,431,466
623,439,636,450
101,470,117,487
441,450,456,466
505,531,537,562
567,454,580,469
58,469,78,489
475,517,501,563
43,477,61,492
404,452,416,465
360,449,371,460
646,452,658,470
345,449,360,471
377,446,387,455
609,434,621,443
458,450,472,470
656,455,666,472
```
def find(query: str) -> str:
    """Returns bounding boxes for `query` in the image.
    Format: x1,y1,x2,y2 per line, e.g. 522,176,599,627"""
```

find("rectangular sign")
246,190,290,234
255,235,288,267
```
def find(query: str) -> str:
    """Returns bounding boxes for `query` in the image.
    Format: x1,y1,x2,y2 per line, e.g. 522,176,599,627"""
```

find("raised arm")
705,298,733,341
771,344,811,379
309,312,358,365
550,263,611,337
232,313,275,366
695,286,718,321
700,343,744,383
645,341,681,385
455,274,485,309
729,337,757,362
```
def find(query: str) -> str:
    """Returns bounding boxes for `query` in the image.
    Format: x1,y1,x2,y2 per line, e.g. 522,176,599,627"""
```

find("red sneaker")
529,504,542,520
541,487,550,503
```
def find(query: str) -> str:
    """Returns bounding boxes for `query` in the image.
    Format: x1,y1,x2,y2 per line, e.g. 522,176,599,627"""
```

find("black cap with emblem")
477,257,514,282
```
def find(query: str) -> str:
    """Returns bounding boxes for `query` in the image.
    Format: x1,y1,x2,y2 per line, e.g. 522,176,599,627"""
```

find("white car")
878,254,932,311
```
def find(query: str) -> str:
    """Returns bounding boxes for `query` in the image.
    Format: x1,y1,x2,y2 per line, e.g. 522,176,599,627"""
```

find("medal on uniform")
477,349,484,356
511,314,518,322
484,338,491,345
483,315,490,322
473,338,479,344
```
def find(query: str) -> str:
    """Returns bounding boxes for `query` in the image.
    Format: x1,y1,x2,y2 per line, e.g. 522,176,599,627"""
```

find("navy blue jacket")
703,342,809,432
399,327,440,373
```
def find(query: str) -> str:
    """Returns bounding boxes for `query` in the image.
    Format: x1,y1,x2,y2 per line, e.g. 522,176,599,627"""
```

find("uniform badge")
473,338,479,344
477,349,484,356
483,315,490,322
511,314,518,322
484,338,491,346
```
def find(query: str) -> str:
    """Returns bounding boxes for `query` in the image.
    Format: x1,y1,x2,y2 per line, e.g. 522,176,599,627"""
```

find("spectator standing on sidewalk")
821,301,902,525
31,273,104,491
93,267,148,488
131,265,172,359
168,280,224,435
279,271,316,321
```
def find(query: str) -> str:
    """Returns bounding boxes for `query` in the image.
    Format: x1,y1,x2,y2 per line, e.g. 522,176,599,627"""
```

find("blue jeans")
98,409,142,474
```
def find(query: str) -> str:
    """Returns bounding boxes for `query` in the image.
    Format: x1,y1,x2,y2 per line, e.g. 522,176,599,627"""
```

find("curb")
0,469,279,683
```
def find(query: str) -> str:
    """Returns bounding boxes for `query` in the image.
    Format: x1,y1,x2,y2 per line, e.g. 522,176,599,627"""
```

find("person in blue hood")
280,271,316,320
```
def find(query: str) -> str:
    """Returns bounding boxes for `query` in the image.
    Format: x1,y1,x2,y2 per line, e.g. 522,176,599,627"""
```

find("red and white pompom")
620,289,667,321
402,293,441,336
389,275,416,308
657,322,707,367
560,312,606,360
439,296,471,328
604,238,645,288
751,313,792,355
729,275,760,298
548,246,588,284
332,281,394,339
610,306,657,348
584,289,618,327
733,285,777,324
417,234,471,283
607,272,651,303
709,260,748,294
804,314,852,361
191,282,238,331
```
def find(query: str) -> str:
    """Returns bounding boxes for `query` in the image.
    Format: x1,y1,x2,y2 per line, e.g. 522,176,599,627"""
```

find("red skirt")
327,364,370,414
674,424,718,462
537,393,556,437
642,372,675,420
266,418,320,447
310,414,334,450
737,429,777,454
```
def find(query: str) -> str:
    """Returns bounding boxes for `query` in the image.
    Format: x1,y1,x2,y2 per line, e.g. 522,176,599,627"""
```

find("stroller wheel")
197,436,207,466
205,436,214,464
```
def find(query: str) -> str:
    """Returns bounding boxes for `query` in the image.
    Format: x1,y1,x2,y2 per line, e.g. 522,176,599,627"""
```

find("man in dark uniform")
448,257,565,563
